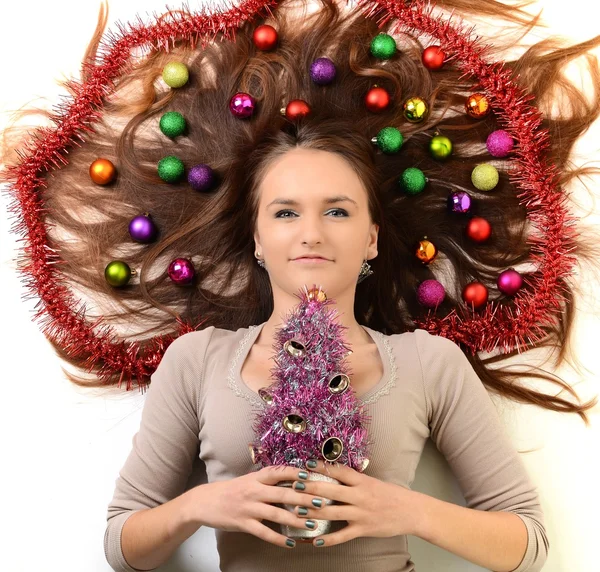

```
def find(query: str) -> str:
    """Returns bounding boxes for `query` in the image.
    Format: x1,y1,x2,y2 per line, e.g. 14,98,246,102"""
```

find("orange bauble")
282,99,311,120
462,281,489,308
416,239,438,264
465,93,491,118
365,86,391,113
89,158,117,185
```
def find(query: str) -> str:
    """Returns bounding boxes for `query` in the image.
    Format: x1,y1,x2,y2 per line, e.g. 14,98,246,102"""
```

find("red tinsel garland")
2,0,578,389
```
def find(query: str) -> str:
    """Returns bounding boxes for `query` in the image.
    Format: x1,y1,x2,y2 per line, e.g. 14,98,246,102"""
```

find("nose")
298,212,326,245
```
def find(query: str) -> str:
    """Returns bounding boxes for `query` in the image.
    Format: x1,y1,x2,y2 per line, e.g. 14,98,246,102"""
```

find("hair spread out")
2,0,599,424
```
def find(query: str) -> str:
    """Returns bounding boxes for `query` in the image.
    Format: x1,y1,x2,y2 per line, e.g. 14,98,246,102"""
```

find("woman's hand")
292,459,421,547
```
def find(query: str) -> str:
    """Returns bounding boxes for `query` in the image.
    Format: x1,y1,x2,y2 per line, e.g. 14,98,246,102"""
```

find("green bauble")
429,134,453,160
162,62,189,88
374,126,404,154
105,261,132,287
158,155,185,183
159,112,187,138
471,163,499,191
370,33,397,59
399,167,427,195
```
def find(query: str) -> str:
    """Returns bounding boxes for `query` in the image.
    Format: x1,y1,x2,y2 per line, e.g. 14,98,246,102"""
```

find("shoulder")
385,327,463,359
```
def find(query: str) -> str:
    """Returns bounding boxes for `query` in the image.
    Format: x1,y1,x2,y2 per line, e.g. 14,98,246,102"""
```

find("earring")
255,251,265,268
357,259,374,283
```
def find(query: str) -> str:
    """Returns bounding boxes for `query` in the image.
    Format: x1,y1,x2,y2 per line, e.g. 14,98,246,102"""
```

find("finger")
255,464,304,485
243,519,297,549
290,477,355,504
311,523,361,548
305,459,363,486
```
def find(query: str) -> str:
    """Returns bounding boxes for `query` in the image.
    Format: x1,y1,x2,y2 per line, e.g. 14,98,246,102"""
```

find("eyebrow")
266,195,358,208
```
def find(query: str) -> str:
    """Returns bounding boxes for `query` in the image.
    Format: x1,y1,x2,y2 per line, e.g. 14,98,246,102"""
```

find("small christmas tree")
248,284,371,472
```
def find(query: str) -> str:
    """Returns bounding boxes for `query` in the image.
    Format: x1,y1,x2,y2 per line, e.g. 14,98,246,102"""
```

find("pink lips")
293,256,331,264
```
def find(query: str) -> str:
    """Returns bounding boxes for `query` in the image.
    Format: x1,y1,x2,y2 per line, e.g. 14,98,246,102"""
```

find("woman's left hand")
292,459,422,547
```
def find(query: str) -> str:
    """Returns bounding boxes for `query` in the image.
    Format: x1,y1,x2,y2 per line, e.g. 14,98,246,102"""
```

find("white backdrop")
1,1,599,571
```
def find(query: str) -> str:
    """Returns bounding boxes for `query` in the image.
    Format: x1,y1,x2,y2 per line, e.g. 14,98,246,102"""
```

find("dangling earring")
256,251,265,268
357,259,374,283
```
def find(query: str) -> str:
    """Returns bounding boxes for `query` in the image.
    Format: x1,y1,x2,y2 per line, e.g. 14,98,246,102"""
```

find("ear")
367,223,379,259
254,230,261,254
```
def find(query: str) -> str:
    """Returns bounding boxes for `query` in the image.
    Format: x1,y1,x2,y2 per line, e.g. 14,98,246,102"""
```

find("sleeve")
103,329,211,572
414,328,549,572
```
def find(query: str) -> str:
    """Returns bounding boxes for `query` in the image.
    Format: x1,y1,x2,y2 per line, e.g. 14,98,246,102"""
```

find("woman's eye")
275,209,348,218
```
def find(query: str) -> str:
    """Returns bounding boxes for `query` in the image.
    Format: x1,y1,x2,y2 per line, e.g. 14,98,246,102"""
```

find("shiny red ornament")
422,45,446,70
281,99,311,120
466,217,492,242
462,281,489,309
365,86,391,113
252,24,278,51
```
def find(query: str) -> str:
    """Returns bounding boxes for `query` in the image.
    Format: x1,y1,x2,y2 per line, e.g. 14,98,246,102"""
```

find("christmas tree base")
275,472,348,541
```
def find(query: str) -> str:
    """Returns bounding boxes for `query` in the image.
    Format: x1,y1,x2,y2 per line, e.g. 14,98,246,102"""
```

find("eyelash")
274,209,349,219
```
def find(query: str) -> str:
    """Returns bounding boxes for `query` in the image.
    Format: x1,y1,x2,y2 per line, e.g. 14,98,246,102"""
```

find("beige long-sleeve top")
104,322,549,572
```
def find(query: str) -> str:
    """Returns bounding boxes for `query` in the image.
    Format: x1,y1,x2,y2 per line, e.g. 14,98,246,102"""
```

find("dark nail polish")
286,538,296,548
305,520,316,529
298,506,308,516
312,498,322,508
306,459,318,469
315,539,325,547
298,471,308,480
293,481,305,491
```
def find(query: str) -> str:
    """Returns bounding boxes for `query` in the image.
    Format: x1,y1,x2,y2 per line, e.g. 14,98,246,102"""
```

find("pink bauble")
168,258,195,285
417,279,446,308
497,269,523,296
486,130,514,158
229,92,256,118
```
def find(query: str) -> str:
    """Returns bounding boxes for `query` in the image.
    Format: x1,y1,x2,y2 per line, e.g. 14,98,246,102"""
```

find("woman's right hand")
186,465,325,548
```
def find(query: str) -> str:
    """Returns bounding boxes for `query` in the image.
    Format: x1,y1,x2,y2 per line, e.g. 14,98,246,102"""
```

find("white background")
1,1,599,571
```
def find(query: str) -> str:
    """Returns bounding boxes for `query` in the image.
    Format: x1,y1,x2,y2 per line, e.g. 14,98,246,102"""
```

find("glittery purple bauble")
448,191,472,213
310,57,336,85
486,130,514,158
417,279,446,308
229,92,255,118
167,258,195,285
497,269,523,295
188,164,215,192
128,215,157,243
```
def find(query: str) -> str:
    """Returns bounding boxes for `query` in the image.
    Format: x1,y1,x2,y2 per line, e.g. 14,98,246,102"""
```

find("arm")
104,328,213,572
413,329,549,572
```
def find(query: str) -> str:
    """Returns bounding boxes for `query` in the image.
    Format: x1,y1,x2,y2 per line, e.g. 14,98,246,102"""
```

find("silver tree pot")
275,471,348,542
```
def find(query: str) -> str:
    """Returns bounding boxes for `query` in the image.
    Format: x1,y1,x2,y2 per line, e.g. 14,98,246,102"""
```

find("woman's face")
253,147,379,298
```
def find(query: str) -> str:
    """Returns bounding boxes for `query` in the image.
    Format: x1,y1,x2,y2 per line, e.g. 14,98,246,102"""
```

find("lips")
295,256,327,260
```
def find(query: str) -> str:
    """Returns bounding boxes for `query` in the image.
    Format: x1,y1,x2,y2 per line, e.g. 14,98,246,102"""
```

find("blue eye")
274,209,348,218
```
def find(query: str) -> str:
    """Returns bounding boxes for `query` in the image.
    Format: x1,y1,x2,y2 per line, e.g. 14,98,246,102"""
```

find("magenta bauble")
167,258,195,285
417,279,446,308
229,92,256,118
497,269,523,295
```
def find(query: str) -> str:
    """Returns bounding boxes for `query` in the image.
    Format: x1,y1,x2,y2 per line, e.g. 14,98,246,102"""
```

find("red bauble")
253,24,278,51
466,217,492,242
283,99,311,120
422,45,446,70
462,281,489,309
365,86,391,112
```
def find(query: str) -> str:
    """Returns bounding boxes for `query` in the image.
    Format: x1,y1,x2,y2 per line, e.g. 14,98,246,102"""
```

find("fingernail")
293,481,306,491
306,459,318,469
298,506,308,516
305,520,316,529
312,498,322,508
286,538,296,548
298,471,308,480
315,539,325,547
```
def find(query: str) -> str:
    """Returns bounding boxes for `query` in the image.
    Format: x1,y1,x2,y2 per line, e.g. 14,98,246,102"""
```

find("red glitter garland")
2,0,578,389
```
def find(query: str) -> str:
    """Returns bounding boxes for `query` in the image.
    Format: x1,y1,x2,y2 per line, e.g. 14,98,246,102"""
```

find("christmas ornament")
162,61,189,88
371,126,403,154
466,217,492,242
159,111,187,138
486,129,514,157
429,134,452,160
465,92,491,118
462,281,488,308
252,24,278,51
188,164,216,192
448,191,472,213
104,261,134,287
229,92,256,118
497,269,523,295
403,96,428,122
471,163,499,191
128,214,158,243
157,155,185,183
364,86,390,112
281,99,311,120
167,258,195,284
89,158,116,185
370,33,397,59
417,279,445,308
416,239,438,264
310,57,336,85
399,167,427,195
422,45,446,70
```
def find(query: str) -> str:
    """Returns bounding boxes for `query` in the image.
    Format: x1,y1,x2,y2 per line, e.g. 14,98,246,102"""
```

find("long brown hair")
2,0,599,425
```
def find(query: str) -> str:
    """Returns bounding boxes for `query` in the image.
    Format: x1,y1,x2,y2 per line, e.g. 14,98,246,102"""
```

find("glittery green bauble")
370,33,397,59
399,167,427,195
159,112,187,138
374,126,404,154
158,156,185,183
471,163,499,191
104,260,132,287
403,97,428,122
429,134,453,160
162,62,189,88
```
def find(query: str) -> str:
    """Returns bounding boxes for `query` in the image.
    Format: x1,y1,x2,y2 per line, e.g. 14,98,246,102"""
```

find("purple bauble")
310,57,337,85
188,164,215,192
128,214,157,243
229,92,255,118
486,130,514,158
168,258,195,285
497,269,523,296
448,191,472,213
417,279,446,308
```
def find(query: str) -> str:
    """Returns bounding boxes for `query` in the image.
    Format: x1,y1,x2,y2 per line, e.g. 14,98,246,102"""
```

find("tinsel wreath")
2,0,578,389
